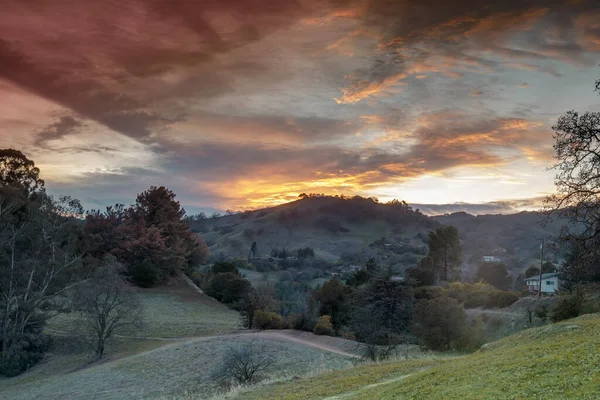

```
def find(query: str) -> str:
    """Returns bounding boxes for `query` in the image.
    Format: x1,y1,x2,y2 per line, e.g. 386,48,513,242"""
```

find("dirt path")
44,328,362,359
322,372,421,400
249,331,361,359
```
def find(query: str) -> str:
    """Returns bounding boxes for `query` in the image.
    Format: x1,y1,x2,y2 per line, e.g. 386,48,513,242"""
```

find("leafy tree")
427,226,462,283
313,315,335,336
83,186,209,287
525,265,540,278
212,261,239,275
296,247,315,259
351,274,413,361
206,273,251,304
0,149,45,194
1,151,84,375
72,256,142,361
411,296,467,351
476,262,511,290
239,284,276,329
312,278,351,332
407,256,436,286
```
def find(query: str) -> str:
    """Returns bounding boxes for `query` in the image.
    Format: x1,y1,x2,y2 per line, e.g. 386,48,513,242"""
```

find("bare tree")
216,340,274,384
545,82,600,245
73,256,142,361
524,302,535,326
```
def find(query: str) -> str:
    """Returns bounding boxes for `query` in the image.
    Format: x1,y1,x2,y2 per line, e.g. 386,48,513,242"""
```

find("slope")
0,330,360,400
193,196,437,265
192,197,565,271
236,314,600,400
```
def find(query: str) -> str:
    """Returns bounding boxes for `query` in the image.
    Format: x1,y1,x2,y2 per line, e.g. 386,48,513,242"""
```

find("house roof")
524,272,559,281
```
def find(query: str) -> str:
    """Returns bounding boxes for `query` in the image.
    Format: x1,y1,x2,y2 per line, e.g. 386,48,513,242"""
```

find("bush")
411,296,467,351
534,304,550,323
550,292,584,322
456,317,485,352
129,260,162,287
313,315,335,336
253,311,288,330
289,312,317,332
445,282,518,309
485,290,519,308
0,331,51,377
414,286,444,300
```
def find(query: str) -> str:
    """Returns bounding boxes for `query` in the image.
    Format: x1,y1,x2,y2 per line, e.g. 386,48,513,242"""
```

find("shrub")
0,330,51,377
289,312,317,332
456,317,485,352
129,260,162,287
550,292,584,322
445,282,518,309
485,290,519,308
535,304,550,323
414,286,444,300
313,315,335,336
253,311,288,330
411,296,467,351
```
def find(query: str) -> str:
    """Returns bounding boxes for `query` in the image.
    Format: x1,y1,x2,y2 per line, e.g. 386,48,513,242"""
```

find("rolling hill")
193,196,436,266
192,196,567,273
0,278,360,400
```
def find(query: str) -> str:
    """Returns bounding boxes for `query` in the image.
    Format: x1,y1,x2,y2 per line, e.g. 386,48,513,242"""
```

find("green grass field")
231,314,600,400
47,278,241,338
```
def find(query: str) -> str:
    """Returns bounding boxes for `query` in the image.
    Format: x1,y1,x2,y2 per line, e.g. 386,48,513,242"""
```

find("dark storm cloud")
35,115,85,146
1,0,598,210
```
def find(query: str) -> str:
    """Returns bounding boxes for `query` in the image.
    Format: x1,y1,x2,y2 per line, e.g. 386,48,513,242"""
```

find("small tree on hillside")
216,340,274,384
351,274,413,361
411,296,467,351
73,256,143,361
239,284,276,329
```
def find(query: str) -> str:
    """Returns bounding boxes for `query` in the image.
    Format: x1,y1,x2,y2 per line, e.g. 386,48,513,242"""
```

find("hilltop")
193,196,436,265
191,196,566,272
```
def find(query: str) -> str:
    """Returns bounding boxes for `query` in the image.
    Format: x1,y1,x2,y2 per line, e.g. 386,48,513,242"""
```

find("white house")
524,272,559,294
482,256,501,263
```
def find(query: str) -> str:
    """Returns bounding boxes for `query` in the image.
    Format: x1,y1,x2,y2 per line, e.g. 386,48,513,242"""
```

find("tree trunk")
95,340,105,361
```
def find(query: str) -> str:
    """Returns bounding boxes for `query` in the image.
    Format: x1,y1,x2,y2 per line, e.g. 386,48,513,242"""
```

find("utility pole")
538,239,544,298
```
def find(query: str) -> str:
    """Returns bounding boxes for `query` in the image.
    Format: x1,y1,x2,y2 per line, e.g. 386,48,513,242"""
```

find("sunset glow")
1,0,600,214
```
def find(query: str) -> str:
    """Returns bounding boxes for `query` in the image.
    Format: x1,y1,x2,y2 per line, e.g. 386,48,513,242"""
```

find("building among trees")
524,273,559,294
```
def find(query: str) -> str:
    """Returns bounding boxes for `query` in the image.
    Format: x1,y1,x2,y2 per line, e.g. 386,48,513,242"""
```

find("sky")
1,0,600,215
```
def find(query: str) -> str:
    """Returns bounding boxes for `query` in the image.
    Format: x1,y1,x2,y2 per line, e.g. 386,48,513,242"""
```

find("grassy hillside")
193,196,437,266
0,333,357,400
47,277,241,338
193,197,565,273
0,278,362,400
232,314,600,400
